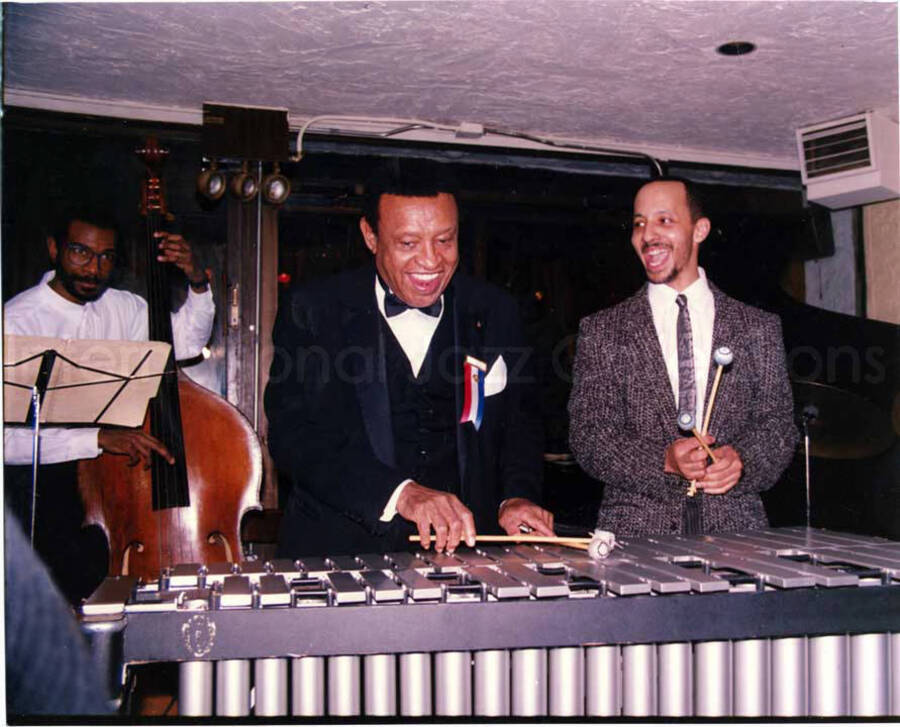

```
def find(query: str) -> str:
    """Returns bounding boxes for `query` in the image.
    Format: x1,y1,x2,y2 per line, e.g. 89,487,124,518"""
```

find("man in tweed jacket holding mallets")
568,178,798,536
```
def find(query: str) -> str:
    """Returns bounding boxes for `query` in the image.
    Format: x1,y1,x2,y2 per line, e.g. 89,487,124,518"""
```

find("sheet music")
3,334,171,427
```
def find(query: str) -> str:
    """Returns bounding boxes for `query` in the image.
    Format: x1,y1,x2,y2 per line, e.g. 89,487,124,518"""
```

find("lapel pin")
460,355,487,430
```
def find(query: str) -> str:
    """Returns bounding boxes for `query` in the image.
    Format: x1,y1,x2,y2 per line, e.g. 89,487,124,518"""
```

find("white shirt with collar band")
373,275,444,378
646,267,715,427
3,270,215,465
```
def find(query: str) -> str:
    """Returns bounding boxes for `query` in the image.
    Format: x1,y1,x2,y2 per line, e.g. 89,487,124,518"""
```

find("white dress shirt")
374,276,446,520
647,267,716,427
374,276,443,377
3,270,215,464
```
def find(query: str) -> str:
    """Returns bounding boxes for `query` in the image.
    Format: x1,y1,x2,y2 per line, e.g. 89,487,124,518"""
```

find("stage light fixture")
196,160,227,201
230,161,259,202
261,163,291,205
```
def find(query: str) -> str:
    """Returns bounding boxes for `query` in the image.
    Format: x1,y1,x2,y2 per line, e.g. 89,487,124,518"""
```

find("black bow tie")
384,290,442,318
378,273,443,318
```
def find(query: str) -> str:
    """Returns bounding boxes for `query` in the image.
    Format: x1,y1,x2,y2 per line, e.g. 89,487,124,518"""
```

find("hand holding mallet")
686,346,734,496
677,411,718,462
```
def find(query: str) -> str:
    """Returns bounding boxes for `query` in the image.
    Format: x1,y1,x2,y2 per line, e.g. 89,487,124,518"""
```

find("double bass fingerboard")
137,138,189,509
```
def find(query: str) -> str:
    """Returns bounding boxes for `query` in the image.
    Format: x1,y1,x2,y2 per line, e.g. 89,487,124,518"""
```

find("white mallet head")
588,529,616,560
677,411,695,432
713,346,734,367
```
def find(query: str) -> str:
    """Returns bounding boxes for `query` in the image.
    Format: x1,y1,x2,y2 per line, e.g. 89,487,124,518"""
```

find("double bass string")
145,208,194,566
144,192,189,513
138,138,200,568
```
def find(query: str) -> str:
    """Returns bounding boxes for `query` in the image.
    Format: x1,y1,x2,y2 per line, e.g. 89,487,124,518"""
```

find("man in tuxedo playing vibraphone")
568,177,798,537
266,162,554,556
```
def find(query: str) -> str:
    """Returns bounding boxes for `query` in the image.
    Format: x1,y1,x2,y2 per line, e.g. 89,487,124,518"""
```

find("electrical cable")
294,114,663,174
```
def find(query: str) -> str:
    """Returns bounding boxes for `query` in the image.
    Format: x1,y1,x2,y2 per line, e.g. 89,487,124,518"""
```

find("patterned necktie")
675,294,696,424
677,293,703,533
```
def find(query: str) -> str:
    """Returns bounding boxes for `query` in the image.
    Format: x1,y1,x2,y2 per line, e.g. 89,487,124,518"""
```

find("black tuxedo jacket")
265,266,543,556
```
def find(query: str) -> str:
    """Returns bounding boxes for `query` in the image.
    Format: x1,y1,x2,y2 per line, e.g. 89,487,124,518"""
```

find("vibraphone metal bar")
81,527,900,718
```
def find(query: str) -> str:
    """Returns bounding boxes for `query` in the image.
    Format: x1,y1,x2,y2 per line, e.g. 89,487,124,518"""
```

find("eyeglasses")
63,241,118,268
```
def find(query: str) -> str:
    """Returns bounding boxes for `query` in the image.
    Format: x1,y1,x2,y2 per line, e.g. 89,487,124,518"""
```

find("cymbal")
792,380,895,459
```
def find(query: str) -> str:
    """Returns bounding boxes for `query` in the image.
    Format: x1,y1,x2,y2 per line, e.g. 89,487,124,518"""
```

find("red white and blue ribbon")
460,355,487,430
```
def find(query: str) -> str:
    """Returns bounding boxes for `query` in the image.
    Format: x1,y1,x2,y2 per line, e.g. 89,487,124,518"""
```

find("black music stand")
3,335,171,543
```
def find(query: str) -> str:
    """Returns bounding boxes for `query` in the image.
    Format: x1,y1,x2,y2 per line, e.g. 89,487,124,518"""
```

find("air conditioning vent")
796,111,899,209
800,117,870,178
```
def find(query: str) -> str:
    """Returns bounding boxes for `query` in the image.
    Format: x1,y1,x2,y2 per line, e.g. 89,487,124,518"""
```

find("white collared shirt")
374,275,444,377
3,270,214,464
646,267,715,425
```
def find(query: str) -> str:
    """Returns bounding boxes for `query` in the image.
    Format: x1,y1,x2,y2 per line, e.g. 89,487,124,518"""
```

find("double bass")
78,138,262,580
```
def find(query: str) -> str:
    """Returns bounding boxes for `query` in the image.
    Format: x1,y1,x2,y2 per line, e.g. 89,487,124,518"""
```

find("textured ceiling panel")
4,1,898,166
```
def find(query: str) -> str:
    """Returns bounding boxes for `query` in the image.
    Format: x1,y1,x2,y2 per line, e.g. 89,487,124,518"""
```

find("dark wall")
272,152,899,539
4,108,896,538
3,109,230,394
3,110,225,303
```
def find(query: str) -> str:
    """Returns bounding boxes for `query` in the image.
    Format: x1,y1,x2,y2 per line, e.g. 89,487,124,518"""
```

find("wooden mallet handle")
410,534,591,545
701,346,734,435
691,427,718,462
687,346,733,496
410,531,616,561
677,411,717,462
701,366,724,436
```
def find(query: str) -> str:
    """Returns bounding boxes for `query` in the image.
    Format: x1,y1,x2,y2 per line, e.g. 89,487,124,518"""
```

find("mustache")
71,273,101,284
641,242,672,254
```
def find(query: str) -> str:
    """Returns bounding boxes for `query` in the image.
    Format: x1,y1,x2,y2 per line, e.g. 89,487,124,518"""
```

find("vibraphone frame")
82,527,900,717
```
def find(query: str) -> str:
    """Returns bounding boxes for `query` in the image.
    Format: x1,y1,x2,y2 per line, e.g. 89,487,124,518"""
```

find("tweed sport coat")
568,283,799,536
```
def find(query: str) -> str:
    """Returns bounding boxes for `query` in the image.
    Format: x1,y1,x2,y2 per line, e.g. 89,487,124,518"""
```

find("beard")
641,242,683,285
54,260,109,303
657,263,682,286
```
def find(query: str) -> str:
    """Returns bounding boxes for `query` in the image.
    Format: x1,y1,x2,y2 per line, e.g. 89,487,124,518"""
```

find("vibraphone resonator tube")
80,527,900,718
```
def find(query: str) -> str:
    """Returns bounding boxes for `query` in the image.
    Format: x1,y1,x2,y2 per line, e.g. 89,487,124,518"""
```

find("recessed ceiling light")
716,41,756,56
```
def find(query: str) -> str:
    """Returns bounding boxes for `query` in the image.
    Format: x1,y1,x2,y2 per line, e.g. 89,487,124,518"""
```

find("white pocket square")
483,355,507,397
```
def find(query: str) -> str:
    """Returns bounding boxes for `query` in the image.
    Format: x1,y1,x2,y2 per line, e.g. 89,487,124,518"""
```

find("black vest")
381,308,460,496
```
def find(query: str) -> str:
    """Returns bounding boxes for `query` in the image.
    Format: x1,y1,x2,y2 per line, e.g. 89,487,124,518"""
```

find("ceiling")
3,1,898,171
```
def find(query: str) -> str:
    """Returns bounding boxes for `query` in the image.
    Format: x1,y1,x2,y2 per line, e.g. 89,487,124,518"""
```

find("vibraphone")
81,527,900,718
